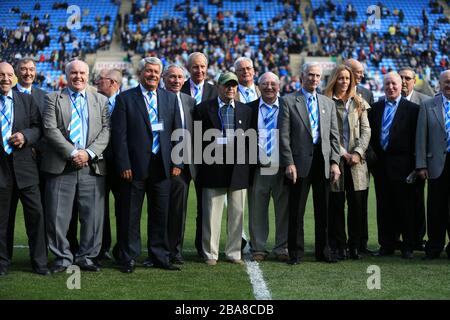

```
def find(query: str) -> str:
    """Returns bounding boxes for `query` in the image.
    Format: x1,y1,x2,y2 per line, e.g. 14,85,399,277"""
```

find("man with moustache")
416,69,450,260
112,57,182,273
0,62,49,276
42,60,110,273
162,64,196,264
369,72,419,259
7,58,47,261
181,52,218,258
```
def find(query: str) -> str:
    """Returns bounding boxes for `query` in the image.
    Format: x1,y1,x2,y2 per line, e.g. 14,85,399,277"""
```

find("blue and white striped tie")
193,85,202,104
1,95,13,154
148,91,160,154
307,95,319,144
23,89,30,95
381,101,396,150
262,104,277,156
69,92,82,148
445,101,450,152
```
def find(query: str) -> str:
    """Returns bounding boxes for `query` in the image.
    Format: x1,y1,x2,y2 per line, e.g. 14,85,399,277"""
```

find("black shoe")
171,256,185,265
349,248,362,260
401,250,414,259
413,241,426,251
336,248,348,260
154,262,180,271
96,251,112,261
33,266,51,276
143,258,154,268
374,247,395,257
120,260,135,273
317,255,338,263
76,261,101,272
359,246,375,255
241,237,248,251
422,254,440,260
287,257,301,265
50,265,67,274
0,265,8,276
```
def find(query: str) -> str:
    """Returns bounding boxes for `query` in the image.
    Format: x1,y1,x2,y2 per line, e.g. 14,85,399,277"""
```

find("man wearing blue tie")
368,72,419,259
112,57,182,273
42,60,110,273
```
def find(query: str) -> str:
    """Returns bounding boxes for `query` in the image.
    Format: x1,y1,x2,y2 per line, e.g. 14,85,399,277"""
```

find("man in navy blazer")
112,57,182,273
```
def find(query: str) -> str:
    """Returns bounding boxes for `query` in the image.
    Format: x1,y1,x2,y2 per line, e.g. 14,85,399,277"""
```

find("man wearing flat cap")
194,72,253,266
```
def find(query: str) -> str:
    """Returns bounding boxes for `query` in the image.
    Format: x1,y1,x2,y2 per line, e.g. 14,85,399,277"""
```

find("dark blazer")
111,86,182,181
368,97,419,180
357,85,374,105
0,91,41,189
12,85,47,115
181,80,218,102
178,92,197,179
194,98,252,189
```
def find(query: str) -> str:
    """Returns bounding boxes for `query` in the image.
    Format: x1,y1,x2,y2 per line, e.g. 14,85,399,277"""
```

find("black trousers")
373,171,416,251
329,163,365,251
117,152,171,266
425,154,450,257
194,178,203,255
288,145,331,260
0,161,47,268
167,170,191,259
360,188,369,249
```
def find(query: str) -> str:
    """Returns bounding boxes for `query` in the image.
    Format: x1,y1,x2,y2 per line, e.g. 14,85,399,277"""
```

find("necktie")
220,104,235,132
23,89,30,95
307,95,319,144
1,95,13,154
148,91,160,154
245,88,252,102
445,101,450,152
69,92,82,148
262,104,278,156
193,85,202,105
381,101,396,150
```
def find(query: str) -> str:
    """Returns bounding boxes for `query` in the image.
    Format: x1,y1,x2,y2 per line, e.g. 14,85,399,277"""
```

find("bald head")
440,69,450,99
65,60,89,92
344,59,364,84
0,62,15,95
384,72,402,101
258,72,280,104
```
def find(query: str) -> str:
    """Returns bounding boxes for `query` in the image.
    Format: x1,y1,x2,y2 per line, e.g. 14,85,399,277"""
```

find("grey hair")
187,52,208,69
65,60,89,76
301,62,322,76
137,57,163,74
258,72,280,85
383,71,402,84
399,67,416,78
162,64,188,79
107,69,123,86
15,58,36,73
234,57,254,71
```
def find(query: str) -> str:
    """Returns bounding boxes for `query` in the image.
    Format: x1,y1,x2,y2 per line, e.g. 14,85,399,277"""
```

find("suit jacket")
235,85,261,103
368,97,419,181
357,85,374,105
0,91,41,189
416,94,448,179
279,91,340,179
178,92,197,179
194,98,252,189
41,88,110,175
410,90,431,105
181,80,218,102
111,86,182,181
332,98,371,191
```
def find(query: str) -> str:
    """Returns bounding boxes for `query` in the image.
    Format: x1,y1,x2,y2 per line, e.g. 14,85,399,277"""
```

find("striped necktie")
1,95,13,154
381,101,397,150
193,84,202,104
307,95,319,144
445,101,450,152
147,91,160,154
69,92,82,148
262,104,278,156
245,88,252,102
23,89,30,95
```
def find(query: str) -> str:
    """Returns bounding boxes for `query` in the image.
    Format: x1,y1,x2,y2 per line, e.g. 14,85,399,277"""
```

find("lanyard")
239,87,252,103
69,93,86,120
143,91,158,115
0,99,12,125
259,105,277,124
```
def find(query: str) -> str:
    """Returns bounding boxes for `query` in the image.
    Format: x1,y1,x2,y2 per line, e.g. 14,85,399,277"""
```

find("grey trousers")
248,167,289,255
46,166,105,267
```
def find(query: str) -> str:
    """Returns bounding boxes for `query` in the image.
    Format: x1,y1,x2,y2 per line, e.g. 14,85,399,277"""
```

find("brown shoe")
252,254,266,262
228,259,245,265
205,259,217,266
276,254,289,262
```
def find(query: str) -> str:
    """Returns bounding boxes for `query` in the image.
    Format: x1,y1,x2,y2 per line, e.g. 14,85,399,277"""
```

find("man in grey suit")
8,58,48,261
399,67,431,252
162,64,196,265
279,62,341,264
234,57,261,103
0,62,49,276
42,60,110,273
416,69,450,260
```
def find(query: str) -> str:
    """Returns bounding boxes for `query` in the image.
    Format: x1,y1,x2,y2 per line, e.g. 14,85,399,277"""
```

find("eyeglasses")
400,76,413,81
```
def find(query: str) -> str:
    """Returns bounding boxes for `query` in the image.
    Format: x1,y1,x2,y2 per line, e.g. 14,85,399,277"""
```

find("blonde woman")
324,65,371,260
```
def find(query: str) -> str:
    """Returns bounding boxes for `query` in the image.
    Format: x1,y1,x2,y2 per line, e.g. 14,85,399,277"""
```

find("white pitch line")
243,255,272,300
